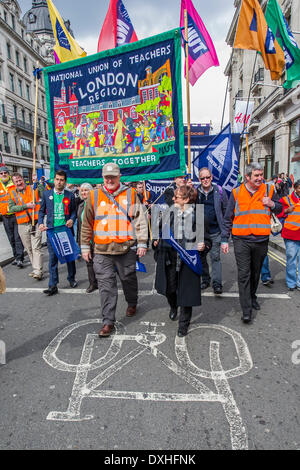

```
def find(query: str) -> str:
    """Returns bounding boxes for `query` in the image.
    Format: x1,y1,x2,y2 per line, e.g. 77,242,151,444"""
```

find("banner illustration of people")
44,30,185,184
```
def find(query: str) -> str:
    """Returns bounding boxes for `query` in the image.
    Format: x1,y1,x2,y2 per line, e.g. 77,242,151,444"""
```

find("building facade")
225,0,300,182
0,0,73,180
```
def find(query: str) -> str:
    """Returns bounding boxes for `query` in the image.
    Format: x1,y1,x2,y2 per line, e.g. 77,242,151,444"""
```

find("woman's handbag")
270,213,282,235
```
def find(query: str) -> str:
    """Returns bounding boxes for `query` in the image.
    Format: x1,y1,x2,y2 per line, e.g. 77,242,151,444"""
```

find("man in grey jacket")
197,168,228,294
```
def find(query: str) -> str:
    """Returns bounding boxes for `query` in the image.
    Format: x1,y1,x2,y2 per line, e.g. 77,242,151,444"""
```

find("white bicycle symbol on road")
43,320,253,450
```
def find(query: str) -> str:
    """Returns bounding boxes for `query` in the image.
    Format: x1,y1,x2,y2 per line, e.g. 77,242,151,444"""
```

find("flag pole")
32,61,40,226
238,52,258,172
184,9,192,176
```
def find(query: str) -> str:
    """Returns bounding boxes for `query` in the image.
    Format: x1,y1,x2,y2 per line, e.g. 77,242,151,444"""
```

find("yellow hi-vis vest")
282,195,300,231
0,179,15,216
91,187,136,245
232,183,274,236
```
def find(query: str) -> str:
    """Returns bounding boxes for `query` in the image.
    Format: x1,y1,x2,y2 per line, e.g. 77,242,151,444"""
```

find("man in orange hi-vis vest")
81,163,148,338
9,173,44,280
221,163,282,324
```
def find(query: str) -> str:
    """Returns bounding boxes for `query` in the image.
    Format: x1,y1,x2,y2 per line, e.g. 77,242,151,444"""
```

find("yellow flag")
47,0,87,63
234,0,285,81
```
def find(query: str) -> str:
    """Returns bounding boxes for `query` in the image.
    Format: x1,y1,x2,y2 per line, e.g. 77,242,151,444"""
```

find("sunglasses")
200,176,211,181
0,172,8,175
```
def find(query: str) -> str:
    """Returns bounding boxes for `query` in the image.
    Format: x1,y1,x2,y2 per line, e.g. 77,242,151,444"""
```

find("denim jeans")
201,232,222,287
47,236,76,288
261,255,271,282
284,239,300,288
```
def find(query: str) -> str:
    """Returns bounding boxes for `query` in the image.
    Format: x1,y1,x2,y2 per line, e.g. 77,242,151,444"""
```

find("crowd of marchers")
0,162,299,336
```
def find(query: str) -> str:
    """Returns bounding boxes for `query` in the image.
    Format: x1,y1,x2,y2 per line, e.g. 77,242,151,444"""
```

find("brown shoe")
98,324,115,338
126,305,137,317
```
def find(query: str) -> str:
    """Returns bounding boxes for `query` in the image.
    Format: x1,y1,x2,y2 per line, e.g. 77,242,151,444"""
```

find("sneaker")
69,280,78,288
33,273,43,281
16,260,24,269
11,260,17,266
262,280,272,287
213,285,223,295
28,272,35,277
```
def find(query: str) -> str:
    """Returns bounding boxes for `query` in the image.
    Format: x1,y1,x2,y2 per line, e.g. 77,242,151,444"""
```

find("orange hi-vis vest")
0,179,15,216
232,183,274,236
91,187,136,245
9,185,41,225
282,195,300,231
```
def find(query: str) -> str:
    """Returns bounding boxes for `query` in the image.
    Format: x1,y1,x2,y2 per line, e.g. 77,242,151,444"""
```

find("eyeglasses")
200,176,211,181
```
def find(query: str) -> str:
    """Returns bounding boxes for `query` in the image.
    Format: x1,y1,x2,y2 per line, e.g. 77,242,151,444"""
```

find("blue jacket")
38,189,77,230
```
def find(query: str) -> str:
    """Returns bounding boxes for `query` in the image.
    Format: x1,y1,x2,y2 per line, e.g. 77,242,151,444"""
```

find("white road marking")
43,319,253,450
5,287,291,299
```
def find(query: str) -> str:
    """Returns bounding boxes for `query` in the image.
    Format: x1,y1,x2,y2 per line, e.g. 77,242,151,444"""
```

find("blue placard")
47,226,81,264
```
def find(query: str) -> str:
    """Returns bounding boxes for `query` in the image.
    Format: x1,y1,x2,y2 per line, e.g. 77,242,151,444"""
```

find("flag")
180,0,219,86
162,226,202,276
193,124,240,195
233,100,254,134
98,0,138,52
266,0,300,89
47,0,86,63
234,0,285,81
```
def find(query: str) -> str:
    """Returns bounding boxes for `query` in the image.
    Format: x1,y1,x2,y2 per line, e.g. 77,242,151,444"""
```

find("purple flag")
180,0,219,86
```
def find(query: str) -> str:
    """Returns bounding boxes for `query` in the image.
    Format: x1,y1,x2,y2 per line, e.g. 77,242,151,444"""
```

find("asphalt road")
0,245,299,450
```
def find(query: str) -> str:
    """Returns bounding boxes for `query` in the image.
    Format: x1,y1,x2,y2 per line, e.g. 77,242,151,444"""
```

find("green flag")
266,0,300,89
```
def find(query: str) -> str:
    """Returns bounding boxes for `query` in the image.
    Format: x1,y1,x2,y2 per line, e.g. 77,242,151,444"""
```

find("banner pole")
32,61,39,226
184,9,192,176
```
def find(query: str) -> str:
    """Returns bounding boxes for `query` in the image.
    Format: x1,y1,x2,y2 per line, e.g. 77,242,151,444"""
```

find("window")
108,110,114,121
99,112,104,122
149,89,154,101
9,73,14,92
142,90,148,103
154,88,159,98
11,15,15,30
29,113,33,127
18,79,23,97
24,58,28,73
21,109,25,122
3,132,9,147
26,84,30,101
16,51,20,67
4,11,7,23
41,95,45,110
44,121,47,136
21,29,24,39
40,144,44,158
13,104,17,120
0,100,5,117
38,118,41,130
7,43,11,60
130,107,137,119
20,138,32,153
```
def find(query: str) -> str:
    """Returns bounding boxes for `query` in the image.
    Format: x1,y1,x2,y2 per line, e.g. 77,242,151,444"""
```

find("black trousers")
2,215,24,262
233,237,269,316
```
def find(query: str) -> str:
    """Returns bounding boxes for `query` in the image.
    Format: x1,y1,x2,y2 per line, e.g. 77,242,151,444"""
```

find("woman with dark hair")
279,180,300,291
153,185,211,337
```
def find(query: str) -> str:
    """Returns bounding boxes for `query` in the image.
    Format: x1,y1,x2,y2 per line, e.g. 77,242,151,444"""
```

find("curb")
269,240,286,256
0,257,15,268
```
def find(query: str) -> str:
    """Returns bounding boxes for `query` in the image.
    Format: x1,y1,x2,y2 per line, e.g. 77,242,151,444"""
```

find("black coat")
154,205,211,307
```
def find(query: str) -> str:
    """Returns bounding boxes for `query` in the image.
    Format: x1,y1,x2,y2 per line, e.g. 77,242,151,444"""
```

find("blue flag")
192,124,240,196
162,226,202,276
47,226,80,264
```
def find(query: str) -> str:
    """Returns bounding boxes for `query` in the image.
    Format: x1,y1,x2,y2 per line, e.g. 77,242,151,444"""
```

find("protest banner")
47,226,80,264
43,29,185,184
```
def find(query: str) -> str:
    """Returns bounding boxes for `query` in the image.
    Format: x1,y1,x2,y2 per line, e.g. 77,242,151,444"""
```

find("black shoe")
69,281,78,288
11,260,17,266
169,307,178,321
200,281,210,290
43,286,58,296
213,285,223,295
16,260,24,268
177,328,188,337
241,311,252,324
262,279,272,287
252,299,261,311
288,287,296,291
86,284,97,294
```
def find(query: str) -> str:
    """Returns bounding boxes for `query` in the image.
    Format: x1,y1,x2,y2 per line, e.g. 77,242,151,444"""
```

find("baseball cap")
102,163,121,177
0,166,9,173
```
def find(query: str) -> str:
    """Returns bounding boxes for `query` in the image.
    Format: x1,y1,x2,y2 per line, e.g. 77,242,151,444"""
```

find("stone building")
225,0,300,182
0,0,73,180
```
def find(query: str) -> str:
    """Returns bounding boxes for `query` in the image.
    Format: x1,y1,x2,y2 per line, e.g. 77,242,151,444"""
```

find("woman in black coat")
77,183,97,294
153,185,211,337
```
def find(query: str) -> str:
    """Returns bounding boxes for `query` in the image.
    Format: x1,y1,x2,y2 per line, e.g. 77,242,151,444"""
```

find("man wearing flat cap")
81,163,148,337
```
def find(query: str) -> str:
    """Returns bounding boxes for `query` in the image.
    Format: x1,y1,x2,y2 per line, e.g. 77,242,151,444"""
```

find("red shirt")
279,192,300,241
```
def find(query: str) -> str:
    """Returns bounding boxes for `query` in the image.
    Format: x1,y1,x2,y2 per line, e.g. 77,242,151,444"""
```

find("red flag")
97,0,138,52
